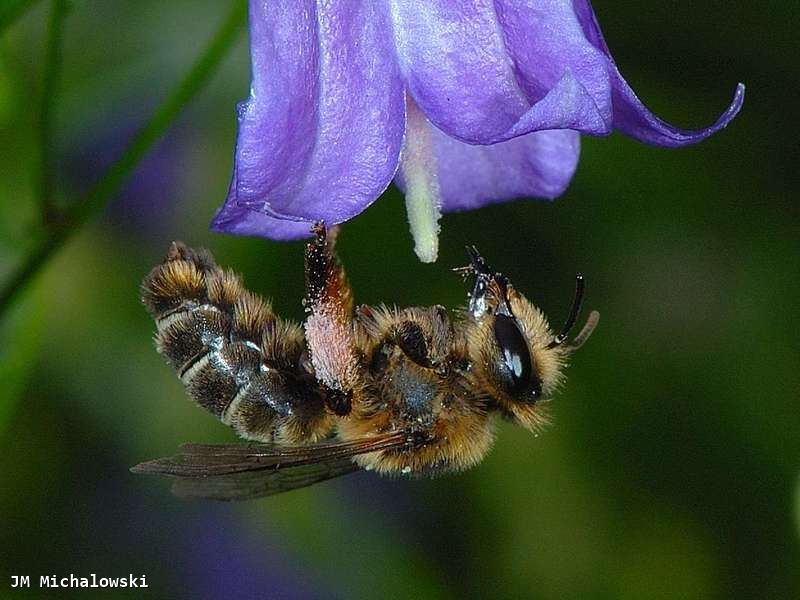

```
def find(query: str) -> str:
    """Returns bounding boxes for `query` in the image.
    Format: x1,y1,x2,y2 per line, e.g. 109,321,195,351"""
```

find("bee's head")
460,247,599,432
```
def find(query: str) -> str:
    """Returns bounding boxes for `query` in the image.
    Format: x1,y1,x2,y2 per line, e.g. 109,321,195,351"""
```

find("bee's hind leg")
303,224,361,415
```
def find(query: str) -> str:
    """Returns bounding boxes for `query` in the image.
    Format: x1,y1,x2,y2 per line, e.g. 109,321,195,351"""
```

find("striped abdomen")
141,242,334,444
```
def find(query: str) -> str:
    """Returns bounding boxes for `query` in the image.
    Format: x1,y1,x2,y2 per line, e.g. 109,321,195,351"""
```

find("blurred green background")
1,1,798,598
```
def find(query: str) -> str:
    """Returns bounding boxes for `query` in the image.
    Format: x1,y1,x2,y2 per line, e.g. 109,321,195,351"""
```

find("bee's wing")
130,432,407,499
170,457,361,501
131,432,407,477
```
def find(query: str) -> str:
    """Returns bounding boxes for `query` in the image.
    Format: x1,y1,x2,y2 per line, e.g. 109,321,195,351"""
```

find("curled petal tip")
613,80,746,148
686,81,746,140
724,82,747,125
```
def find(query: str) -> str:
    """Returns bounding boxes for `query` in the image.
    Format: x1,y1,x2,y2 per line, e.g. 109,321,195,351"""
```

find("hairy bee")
132,225,599,500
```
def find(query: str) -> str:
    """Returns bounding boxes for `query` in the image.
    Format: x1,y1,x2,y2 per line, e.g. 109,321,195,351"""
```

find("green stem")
0,0,41,33
37,0,69,225
0,0,246,318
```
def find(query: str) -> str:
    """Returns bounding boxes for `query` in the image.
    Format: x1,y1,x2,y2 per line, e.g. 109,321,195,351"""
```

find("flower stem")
37,0,69,226
0,0,246,319
401,97,442,263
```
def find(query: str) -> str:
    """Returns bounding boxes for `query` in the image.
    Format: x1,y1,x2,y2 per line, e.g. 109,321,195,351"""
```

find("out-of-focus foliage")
0,286,44,435
0,2,797,599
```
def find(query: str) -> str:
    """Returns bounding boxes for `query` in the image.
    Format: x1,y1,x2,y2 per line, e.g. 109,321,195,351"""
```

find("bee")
132,225,599,500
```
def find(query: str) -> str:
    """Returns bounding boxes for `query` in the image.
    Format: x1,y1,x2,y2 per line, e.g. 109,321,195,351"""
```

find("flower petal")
572,0,745,146
390,0,532,143
212,202,316,241
211,165,314,240
220,0,405,235
395,121,581,213
608,79,745,147
491,0,614,131
394,0,742,147
391,0,612,143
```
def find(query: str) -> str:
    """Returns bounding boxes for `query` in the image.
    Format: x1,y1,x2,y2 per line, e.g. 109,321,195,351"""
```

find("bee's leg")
356,305,454,379
304,224,353,316
303,224,360,415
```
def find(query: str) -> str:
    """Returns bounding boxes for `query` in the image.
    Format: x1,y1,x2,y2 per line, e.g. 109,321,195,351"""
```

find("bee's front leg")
303,224,361,415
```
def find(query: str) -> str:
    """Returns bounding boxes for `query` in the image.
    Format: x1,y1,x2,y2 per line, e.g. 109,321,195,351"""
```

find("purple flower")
212,1,744,261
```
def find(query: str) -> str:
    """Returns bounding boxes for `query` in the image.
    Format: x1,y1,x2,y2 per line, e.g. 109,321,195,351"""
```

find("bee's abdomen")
141,242,334,443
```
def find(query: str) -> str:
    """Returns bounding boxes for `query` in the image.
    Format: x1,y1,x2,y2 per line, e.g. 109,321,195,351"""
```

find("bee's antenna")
547,274,586,349
566,311,600,351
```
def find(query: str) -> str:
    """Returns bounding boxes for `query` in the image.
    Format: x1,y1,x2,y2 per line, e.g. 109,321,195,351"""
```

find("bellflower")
212,1,744,261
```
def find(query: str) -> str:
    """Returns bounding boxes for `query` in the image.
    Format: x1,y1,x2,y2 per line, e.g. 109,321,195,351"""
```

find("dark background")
1,1,798,598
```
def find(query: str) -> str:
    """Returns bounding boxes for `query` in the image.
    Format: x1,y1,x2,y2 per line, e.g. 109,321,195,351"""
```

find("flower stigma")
400,95,441,263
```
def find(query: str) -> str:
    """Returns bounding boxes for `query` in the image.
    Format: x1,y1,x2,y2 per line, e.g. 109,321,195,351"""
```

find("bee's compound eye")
493,314,534,395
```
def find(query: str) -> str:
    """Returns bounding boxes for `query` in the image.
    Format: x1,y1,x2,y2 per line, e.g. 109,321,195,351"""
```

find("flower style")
212,1,744,261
